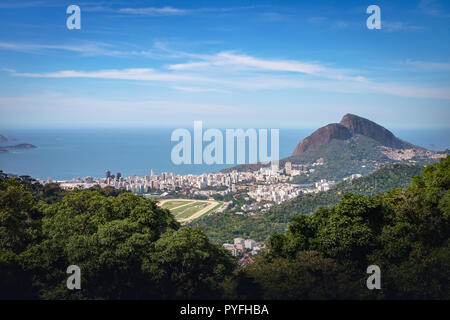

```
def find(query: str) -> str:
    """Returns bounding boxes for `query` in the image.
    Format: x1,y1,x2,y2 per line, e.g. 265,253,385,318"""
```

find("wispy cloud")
307,16,327,24
166,51,367,84
117,6,189,16
0,41,131,56
306,15,351,29
419,0,450,18
9,68,206,82
0,1,48,8
404,59,450,72
167,51,326,75
306,12,425,32
0,40,181,59
258,12,287,22
3,41,449,100
83,4,257,17
8,63,450,100
382,21,424,32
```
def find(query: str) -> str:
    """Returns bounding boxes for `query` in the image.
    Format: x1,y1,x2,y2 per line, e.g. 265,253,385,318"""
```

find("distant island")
0,134,37,153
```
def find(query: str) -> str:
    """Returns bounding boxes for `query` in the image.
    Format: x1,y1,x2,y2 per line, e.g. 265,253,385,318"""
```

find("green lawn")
161,200,191,210
171,201,204,215
160,199,222,221
176,203,209,220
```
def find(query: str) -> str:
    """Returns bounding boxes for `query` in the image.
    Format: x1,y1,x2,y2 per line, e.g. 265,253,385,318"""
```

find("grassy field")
161,200,191,210
176,203,209,220
171,201,204,215
158,199,222,222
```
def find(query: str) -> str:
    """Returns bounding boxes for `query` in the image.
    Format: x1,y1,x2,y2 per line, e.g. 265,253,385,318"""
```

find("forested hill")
194,163,424,243
269,163,424,223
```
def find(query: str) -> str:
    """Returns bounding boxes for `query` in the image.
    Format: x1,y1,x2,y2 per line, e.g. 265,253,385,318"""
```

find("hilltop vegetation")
290,134,390,182
271,163,424,223
256,156,450,299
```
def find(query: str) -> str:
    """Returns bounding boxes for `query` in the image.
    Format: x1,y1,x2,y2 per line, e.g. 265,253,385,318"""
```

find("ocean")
0,127,449,181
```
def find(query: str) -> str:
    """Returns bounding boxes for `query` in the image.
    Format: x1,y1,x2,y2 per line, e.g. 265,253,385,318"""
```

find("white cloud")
0,1,48,8
168,51,326,75
404,59,450,72
5,44,450,100
0,41,130,56
382,21,424,32
9,68,206,82
9,66,450,100
419,0,450,18
118,6,189,16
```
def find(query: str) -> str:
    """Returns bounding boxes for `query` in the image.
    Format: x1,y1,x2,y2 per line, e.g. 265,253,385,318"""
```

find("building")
244,239,256,250
285,161,292,175
271,162,279,174
223,238,265,258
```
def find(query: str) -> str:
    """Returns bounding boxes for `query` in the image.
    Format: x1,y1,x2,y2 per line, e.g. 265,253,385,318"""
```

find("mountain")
0,135,7,143
292,123,351,155
292,113,418,156
223,114,443,178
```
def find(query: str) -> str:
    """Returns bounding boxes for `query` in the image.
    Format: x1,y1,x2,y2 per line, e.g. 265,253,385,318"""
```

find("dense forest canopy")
0,157,449,299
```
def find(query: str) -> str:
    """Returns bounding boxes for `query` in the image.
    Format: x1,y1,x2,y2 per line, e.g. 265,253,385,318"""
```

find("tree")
144,227,237,299
21,190,180,299
244,251,359,300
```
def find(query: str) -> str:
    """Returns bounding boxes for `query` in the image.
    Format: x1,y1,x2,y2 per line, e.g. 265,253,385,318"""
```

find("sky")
0,0,449,129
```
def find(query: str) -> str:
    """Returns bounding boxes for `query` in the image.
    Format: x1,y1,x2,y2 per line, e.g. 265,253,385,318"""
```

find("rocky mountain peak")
292,114,417,156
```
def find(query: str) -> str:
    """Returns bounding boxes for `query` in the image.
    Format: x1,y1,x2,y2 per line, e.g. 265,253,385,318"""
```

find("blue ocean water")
0,128,449,181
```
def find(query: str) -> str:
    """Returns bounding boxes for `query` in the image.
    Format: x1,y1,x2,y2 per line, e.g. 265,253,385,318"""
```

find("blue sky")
0,0,449,129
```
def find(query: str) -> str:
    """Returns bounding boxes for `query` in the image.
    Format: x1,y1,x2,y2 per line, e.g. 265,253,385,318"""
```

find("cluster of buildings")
245,178,337,204
223,238,265,257
343,173,363,182
54,160,339,207
247,183,304,204
58,169,252,194
379,146,447,161
314,179,336,192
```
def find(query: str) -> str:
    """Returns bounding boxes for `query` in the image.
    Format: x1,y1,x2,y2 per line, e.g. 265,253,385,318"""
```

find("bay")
0,127,448,181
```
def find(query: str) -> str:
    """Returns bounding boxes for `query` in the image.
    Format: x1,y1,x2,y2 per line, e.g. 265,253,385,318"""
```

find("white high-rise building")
271,162,279,174
285,162,292,175
244,239,256,250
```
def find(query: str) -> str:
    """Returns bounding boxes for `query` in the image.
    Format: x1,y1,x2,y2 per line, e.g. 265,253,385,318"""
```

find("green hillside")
193,163,424,243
